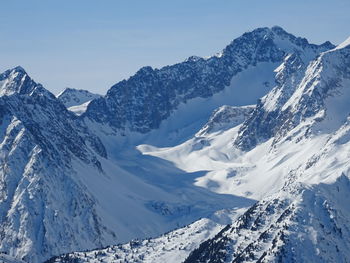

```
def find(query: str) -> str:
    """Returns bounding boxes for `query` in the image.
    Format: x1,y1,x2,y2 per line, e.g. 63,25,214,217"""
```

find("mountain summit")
83,27,334,135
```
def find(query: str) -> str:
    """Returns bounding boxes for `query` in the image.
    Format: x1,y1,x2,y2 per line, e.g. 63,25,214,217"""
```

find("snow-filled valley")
0,26,350,263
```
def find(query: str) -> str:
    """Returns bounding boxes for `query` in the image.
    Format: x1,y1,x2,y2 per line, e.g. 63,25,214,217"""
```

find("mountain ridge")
83,26,334,134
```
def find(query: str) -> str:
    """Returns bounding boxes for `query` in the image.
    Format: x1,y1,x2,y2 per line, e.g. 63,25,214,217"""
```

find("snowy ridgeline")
1,26,350,263
45,210,243,263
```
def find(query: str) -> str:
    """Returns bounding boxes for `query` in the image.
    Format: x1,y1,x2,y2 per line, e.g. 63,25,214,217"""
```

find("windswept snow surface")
68,101,93,116
70,149,254,244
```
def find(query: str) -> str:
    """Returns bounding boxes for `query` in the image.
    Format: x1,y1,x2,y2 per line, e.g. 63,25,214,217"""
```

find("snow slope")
46,207,248,263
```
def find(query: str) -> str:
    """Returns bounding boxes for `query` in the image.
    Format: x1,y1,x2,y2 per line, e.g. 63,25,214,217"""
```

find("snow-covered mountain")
44,32,350,263
146,36,350,262
234,39,350,151
56,88,102,116
1,26,349,263
0,67,116,262
57,88,101,108
0,66,255,262
83,26,333,136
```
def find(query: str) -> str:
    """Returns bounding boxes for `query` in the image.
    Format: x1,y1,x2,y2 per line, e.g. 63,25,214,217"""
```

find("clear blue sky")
1,0,349,94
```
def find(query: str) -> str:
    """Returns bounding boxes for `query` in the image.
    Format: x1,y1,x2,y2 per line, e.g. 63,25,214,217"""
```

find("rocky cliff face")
235,40,350,151
197,105,255,136
84,26,334,133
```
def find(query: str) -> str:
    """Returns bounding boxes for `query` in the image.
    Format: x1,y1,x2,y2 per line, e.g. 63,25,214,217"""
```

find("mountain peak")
0,66,56,100
85,26,335,134
240,25,288,37
270,25,286,32
320,40,335,49
57,87,102,109
270,25,294,36
0,66,27,80
0,66,37,96
185,55,204,63
250,26,335,50
11,65,27,74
